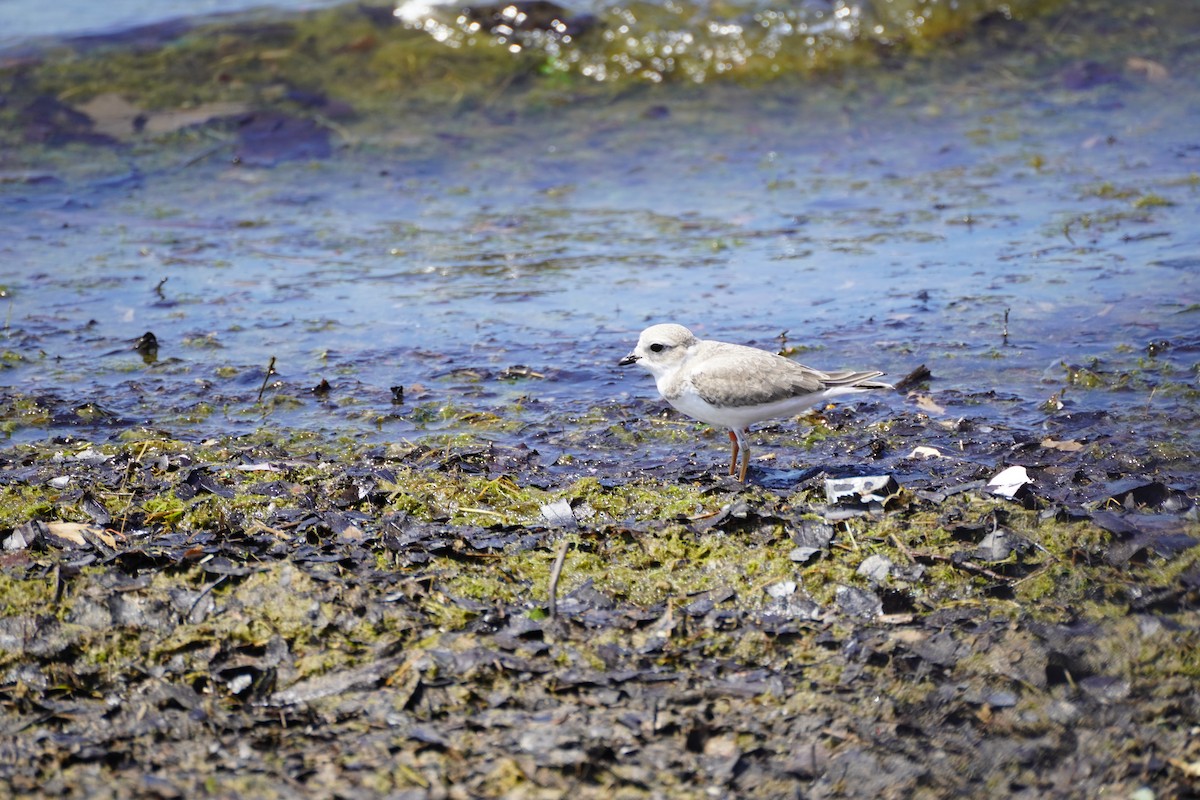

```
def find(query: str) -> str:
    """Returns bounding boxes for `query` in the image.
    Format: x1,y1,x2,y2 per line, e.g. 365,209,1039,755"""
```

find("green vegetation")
1,428,1196,796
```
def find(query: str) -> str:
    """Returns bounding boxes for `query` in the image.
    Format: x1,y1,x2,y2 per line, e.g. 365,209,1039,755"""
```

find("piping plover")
619,323,891,482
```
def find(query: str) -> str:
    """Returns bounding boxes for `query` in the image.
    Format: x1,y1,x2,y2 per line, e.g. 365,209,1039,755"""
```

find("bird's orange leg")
729,428,750,482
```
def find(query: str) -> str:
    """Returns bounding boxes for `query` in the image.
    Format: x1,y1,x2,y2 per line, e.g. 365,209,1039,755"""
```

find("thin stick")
52,564,66,607
257,356,277,403
115,440,153,535
548,538,570,619
188,575,228,622
891,532,1010,582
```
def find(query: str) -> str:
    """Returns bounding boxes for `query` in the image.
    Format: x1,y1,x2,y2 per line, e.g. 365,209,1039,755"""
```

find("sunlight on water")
391,0,1053,82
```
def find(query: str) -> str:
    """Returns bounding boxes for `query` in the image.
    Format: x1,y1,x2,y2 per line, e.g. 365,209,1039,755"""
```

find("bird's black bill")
618,354,640,366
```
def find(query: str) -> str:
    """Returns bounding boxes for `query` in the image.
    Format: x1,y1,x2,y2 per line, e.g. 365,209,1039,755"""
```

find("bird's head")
618,323,697,377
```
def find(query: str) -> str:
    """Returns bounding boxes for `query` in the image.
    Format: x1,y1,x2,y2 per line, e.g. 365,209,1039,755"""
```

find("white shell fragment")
986,465,1033,499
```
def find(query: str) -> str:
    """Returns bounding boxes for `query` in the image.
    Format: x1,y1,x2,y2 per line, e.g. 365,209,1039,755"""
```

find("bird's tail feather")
821,370,892,390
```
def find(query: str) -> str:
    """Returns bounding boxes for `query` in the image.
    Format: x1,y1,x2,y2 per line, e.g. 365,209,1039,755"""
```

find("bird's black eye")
649,343,665,353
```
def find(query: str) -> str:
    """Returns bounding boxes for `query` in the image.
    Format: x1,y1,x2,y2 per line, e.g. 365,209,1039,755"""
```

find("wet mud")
2,388,1198,797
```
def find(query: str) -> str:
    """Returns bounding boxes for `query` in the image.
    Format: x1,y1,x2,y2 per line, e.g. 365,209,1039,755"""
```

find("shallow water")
0,0,345,45
1,1,1198,477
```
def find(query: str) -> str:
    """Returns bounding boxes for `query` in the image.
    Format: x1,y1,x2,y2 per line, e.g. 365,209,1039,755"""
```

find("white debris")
857,554,893,583
986,465,1032,499
765,580,797,599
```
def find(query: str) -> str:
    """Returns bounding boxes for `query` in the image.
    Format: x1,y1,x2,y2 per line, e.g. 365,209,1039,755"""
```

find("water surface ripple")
1,1,1197,481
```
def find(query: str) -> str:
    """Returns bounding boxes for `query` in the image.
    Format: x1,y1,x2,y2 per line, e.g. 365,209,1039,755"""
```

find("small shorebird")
619,323,891,482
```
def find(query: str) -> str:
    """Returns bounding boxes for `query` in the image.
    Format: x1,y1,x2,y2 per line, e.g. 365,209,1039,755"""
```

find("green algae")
0,394,53,438
0,0,1115,150
0,570,59,617
0,484,57,530
442,520,800,609
1,445,1196,799
7,430,1190,638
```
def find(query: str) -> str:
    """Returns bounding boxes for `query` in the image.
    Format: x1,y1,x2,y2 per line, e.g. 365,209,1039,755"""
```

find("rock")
857,554,893,583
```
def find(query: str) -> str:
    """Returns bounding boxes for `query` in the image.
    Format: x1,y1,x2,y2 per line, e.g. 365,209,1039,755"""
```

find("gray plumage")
619,323,891,481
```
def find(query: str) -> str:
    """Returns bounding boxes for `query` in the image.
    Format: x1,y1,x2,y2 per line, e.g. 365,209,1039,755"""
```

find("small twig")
548,538,570,619
179,136,231,169
256,356,277,403
888,533,915,563
246,519,293,538
115,440,153,535
458,507,505,519
1062,219,1076,245
154,277,169,299
892,364,932,392
52,564,66,607
1002,308,1010,345
891,534,1010,582
934,551,1010,582
188,575,228,621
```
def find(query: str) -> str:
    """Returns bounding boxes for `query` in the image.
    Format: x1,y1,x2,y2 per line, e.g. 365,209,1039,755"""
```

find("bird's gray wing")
687,346,826,408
